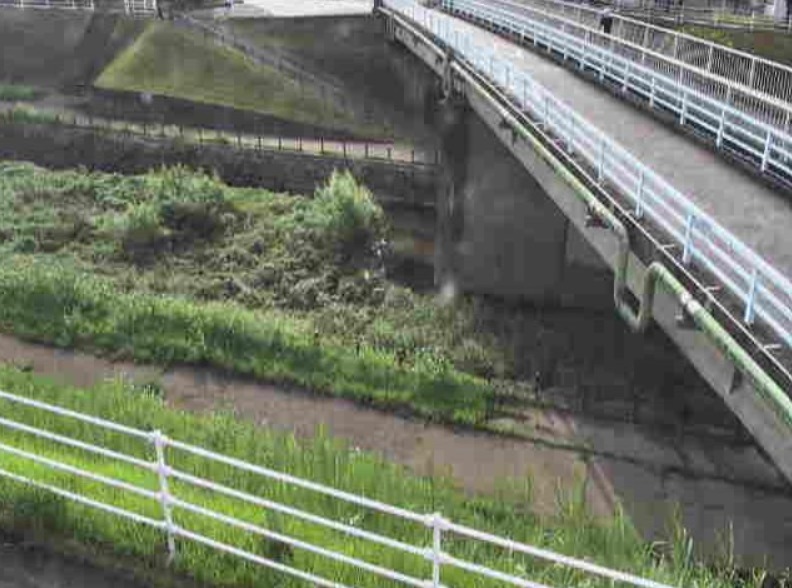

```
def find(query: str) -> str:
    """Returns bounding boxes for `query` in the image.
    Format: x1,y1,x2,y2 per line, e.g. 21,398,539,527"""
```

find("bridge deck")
438,8,792,282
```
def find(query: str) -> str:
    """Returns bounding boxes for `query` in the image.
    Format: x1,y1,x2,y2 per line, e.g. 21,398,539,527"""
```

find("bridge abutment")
434,97,611,308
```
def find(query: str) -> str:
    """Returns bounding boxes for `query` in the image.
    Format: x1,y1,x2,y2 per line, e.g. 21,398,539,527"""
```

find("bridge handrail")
447,0,792,130
0,388,677,588
483,0,792,109
392,0,792,354
445,0,792,179
0,0,156,15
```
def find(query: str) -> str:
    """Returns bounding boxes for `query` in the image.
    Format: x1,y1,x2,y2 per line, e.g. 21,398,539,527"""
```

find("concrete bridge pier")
433,93,612,309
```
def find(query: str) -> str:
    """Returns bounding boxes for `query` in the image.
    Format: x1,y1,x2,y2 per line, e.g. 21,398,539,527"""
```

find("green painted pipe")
449,60,792,430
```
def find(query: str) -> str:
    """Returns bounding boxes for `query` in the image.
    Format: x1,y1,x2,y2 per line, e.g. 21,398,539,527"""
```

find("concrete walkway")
436,7,792,282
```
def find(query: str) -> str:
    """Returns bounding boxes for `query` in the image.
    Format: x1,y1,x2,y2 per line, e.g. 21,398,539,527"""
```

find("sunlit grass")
0,366,743,588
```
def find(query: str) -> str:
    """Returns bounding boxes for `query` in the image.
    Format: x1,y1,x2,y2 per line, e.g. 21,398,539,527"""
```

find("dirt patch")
0,334,610,517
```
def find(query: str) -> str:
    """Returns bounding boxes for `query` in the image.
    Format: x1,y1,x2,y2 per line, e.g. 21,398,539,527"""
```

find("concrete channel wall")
0,121,439,208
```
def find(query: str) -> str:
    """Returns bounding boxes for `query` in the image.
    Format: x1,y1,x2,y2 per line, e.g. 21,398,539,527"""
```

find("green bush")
300,170,387,254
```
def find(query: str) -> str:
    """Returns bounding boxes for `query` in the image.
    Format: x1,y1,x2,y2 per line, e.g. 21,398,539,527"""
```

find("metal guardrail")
448,0,792,131
443,0,792,182
615,5,792,32
0,0,156,15
494,0,792,109
0,388,677,588
388,0,792,355
0,107,437,165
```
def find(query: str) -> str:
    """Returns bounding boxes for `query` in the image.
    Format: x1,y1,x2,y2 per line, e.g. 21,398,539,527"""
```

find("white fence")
0,388,676,588
388,0,792,353
446,0,792,131
614,4,792,32
0,0,157,15
481,0,792,110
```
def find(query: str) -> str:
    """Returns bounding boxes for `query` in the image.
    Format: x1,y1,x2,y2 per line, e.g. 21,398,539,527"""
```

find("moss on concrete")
96,22,370,133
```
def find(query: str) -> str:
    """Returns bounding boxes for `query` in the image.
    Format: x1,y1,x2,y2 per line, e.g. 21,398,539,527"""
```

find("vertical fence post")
716,107,726,148
760,132,772,172
744,268,759,325
428,513,445,587
597,138,606,184
649,76,656,108
682,213,695,264
680,90,688,125
152,430,176,564
635,169,645,218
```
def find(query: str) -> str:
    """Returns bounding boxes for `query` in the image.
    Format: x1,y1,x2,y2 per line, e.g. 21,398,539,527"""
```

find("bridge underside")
381,7,792,485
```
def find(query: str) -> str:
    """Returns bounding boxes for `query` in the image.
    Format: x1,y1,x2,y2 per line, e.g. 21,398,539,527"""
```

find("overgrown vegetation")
0,366,757,588
0,162,512,384
0,84,37,102
0,163,503,424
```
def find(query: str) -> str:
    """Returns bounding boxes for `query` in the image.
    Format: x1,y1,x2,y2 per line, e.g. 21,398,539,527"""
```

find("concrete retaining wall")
0,122,438,207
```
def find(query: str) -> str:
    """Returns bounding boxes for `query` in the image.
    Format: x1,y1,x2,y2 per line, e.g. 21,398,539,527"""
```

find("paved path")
437,8,792,281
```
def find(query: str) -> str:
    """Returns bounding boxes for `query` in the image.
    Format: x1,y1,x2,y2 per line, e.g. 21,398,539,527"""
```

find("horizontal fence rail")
486,0,792,107
0,107,438,166
0,0,156,15
386,0,792,356
443,0,792,137
606,3,792,33
440,0,792,183
0,388,678,588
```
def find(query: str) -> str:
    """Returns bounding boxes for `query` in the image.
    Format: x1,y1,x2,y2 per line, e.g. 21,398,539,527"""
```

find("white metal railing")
482,0,792,109
0,0,156,15
445,0,792,132
387,0,792,352
441,0,792,180
0,388,677,588
609,3,792,33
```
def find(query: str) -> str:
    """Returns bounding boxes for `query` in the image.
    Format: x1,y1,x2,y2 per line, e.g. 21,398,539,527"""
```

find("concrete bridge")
374,0,792,486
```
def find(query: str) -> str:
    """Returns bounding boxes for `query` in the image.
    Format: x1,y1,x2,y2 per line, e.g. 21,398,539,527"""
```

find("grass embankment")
0,162,499,425
680,26,792,67
96,22,383,136
0,366,747,588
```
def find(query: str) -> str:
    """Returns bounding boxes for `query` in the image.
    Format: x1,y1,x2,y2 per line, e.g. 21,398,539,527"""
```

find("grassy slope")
0,366,740,588
95,22,360,132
